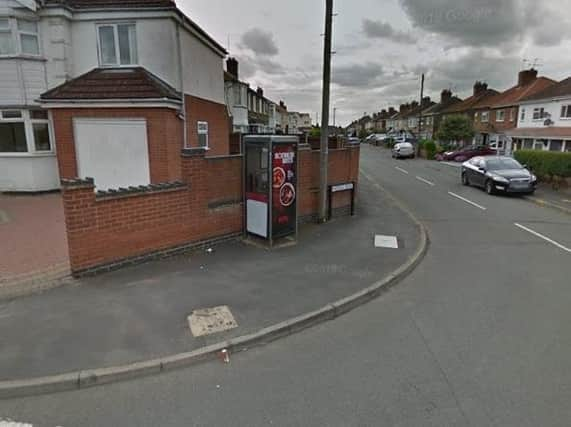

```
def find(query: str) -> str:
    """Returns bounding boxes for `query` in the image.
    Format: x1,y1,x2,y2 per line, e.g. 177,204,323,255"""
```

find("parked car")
347,137,361,145
371,133,388,145
392,142,415,159
461,156,537,195
364,134,377,143
438,145,495,162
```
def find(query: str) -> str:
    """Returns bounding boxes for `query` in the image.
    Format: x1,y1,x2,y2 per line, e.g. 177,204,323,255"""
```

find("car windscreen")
486,158,522,171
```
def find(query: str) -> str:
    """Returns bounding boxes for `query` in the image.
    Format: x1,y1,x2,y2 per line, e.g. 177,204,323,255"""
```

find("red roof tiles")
40,67,181,102
520,77,571,102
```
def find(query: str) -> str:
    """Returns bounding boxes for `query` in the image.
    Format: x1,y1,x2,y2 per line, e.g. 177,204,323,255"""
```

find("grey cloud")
240,28,279,56
332,62,385,87
426,49,522,96
362,19,417,44
400,0,570,47
236,54,286,80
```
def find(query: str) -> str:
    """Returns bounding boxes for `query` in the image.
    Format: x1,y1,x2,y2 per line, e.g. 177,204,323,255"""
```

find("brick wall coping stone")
181,147,207,157
95,182,187,201
61,177,95,188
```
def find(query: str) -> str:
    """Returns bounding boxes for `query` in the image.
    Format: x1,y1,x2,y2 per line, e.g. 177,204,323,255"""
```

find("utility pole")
319,0,333,223
418,73,425,140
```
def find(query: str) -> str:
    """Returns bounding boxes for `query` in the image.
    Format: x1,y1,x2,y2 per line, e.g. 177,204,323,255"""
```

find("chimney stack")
441,89,452,103
421,96,431,108
518,68,538,87
388,107,396,115
256,87,264,97
226,57,239,79
473,81,488,96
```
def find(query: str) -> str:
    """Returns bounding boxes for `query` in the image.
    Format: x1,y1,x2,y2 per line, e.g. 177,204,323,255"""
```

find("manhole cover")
188,305,238,337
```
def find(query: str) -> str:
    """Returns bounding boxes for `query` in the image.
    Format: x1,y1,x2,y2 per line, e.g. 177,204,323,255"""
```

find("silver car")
392,142,415,159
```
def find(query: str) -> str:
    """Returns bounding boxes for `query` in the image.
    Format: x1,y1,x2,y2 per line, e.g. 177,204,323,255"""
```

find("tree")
436,114,475,143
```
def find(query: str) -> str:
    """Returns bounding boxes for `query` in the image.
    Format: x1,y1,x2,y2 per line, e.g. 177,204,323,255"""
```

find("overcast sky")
178,0,571,126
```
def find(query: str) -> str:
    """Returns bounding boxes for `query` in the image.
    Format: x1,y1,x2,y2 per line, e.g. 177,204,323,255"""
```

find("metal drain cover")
188,305,238,337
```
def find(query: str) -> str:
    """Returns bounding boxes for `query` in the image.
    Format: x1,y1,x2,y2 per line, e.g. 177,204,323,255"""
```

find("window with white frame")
0,18,14,55
561,105,571,119
17,19,39,55
0,18,40,56
481,111,489,122
197,121,208,148
0,109,52,153
496,110,505,122
97,23,137,66
533,107,546,120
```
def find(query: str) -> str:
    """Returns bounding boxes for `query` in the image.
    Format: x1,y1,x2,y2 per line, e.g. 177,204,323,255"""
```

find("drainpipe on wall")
176,22,187,148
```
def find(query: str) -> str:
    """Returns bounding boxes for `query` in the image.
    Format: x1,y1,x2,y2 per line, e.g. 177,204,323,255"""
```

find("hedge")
514,150,571,178
423,140,437,160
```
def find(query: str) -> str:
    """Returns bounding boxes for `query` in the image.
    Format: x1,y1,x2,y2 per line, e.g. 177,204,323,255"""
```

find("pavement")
1,144,569,426
0,193,70,299
0,173,421,382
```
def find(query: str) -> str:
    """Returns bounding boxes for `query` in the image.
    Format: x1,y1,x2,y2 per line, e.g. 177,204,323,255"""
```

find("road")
1,144,570,426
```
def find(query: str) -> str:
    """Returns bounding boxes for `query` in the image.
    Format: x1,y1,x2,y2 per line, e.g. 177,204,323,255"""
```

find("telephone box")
244,135,299,245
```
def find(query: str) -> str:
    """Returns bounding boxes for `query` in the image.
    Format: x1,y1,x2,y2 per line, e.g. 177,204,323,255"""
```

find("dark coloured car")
461,156,538,195
438,145,496,162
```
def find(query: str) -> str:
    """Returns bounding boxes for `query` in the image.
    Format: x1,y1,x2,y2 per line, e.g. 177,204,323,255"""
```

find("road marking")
395,166,409,175
514,223,571,253
447,192,487,211
415,176,435,187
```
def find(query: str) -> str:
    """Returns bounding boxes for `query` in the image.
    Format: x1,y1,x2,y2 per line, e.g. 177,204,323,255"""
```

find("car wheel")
485,180,495,195
462,172,470,186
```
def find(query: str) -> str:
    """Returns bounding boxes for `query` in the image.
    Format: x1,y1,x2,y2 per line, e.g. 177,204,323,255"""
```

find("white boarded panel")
73,118,150,191
247,199,268,238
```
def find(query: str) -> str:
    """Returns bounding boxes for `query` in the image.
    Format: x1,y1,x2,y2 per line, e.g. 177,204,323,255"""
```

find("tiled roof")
422,97,462,115
520,77,571,102
482,77,556,109
40,67,181,102
44,0,175,8
442,89,499,114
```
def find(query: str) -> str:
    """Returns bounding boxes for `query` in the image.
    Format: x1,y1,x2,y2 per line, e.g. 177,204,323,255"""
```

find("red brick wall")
185,95,231,156
62,151,243,273
61,144,360,274
474,107,518,134
52,108,183,183
298,146,360,217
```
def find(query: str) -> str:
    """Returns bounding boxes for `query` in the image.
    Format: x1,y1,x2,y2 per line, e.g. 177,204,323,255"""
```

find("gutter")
175,22,187,148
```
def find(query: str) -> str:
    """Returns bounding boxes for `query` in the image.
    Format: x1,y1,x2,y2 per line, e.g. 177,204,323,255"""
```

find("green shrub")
514,150,571,179
424,140,437,160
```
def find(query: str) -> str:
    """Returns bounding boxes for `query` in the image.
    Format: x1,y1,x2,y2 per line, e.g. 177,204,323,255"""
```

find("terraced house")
472,69,556,153
508,76,571,153
0,0,230,192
